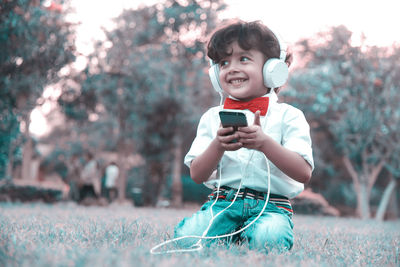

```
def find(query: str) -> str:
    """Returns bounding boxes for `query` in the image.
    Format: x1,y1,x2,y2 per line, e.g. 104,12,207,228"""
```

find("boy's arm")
258,134,312,184
238,111,312,184
190,138,224,184
190,126,243,184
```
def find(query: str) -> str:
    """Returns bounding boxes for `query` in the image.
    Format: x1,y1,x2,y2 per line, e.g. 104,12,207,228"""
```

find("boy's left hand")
237,110,267,151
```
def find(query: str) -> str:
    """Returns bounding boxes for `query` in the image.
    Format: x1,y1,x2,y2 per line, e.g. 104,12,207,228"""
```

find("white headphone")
208,29,289,93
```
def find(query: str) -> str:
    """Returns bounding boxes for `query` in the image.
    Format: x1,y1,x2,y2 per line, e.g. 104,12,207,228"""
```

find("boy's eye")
219,60,228,67
240,56,250,62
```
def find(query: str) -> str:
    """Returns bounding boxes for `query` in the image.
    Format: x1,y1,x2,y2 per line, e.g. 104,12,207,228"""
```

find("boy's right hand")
216,126,243,151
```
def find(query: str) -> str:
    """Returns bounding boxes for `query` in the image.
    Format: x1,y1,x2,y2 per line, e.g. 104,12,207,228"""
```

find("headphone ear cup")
208,64,223,93
263,58,289,88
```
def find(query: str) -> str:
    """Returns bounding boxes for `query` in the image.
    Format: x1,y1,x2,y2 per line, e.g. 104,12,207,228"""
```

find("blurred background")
1,0,399,220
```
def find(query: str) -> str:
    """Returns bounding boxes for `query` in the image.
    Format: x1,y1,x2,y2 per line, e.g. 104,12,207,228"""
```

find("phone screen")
219,110,247,143
219,110,248,128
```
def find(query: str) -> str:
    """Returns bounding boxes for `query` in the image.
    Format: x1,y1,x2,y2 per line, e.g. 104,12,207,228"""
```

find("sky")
223,0,399,47
68,0,399,57
30,0,400,136
66,0,399,74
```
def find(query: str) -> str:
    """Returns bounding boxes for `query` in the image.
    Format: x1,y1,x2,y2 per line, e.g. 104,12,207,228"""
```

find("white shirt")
184,92,314,199
81,160,98,185
105,164,119,188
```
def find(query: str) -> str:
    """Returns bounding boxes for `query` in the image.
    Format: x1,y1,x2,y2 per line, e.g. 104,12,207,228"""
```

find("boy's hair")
207,20,292,67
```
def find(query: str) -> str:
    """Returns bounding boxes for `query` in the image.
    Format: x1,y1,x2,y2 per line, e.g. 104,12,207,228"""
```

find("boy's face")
218,41,268,101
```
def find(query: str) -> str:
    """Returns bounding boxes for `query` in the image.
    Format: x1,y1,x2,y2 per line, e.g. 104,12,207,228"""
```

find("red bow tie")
223,97,269,116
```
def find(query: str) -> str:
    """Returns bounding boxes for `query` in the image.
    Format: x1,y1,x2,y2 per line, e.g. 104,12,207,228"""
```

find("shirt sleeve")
281,106,314,170
184,109,216,168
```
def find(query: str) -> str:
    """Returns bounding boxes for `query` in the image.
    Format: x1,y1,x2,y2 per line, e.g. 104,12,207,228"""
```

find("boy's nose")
228,68,239,74
227,62,240,74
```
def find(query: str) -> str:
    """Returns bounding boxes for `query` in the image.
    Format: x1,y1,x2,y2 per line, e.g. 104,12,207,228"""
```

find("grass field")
1,202,399,267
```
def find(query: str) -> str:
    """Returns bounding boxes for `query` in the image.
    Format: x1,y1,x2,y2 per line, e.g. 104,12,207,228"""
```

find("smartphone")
219,110,248,129
219,110,248,143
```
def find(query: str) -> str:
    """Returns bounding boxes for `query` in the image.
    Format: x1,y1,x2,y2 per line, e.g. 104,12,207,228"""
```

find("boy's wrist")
212,138,226,154
259,134,272,154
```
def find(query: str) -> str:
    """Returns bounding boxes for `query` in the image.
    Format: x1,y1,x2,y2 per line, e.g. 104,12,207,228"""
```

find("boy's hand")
237,110,267,151
216,126,243,151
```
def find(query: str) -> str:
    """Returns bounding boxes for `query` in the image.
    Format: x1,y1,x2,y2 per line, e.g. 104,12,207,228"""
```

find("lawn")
0,202,399,266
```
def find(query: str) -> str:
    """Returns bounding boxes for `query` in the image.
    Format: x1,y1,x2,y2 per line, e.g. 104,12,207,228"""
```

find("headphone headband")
269,29,287,61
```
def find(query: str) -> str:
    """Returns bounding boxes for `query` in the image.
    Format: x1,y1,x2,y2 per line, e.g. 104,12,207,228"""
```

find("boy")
174,20,314,253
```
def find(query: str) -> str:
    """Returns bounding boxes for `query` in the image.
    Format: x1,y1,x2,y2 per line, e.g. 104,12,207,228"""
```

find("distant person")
79,152,100,203
104,161,119,203
66,154,81,202
173,20,314,253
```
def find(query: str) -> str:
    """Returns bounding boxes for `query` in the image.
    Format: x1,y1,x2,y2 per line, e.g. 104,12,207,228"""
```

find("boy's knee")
174,217,198,240
261,228,293,252
245,215,293,252
174,218,199,247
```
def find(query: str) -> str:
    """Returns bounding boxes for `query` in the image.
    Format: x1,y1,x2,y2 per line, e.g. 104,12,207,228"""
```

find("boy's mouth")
229,78,247,85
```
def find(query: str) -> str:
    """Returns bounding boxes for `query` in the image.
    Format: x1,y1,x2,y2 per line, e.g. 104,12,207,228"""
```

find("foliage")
0,0,76,178
0,107,19,179
40,146,69,180
0,0,76,116
57,0,225,204
285,25,400,218
0,203,399,266
384,142,400,178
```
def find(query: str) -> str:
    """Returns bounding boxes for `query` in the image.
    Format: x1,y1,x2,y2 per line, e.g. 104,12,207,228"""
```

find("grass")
0,202,399,267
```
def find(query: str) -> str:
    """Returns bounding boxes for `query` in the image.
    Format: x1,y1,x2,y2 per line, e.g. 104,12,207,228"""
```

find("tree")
58,0,225,205
0,0,76,180
375,121,400,220
0,103,19,180
285,26,400,219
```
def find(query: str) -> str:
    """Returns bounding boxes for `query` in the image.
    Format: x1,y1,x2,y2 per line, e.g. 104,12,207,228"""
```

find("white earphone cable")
150,154,271,254
150,102,273,254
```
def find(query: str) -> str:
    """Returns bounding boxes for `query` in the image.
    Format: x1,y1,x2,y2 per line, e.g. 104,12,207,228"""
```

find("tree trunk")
21,115,33,180
6,141,15,182
388,185,399,219
375,177,397,221
170,139,183,208
357,181,371,219
343,156,379,219
5,159,13,182
153,163,164,206
6,135,23,182
117,151,127,201
143,162,164,206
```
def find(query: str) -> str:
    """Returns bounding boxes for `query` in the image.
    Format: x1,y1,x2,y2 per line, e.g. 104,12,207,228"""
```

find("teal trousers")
174,197,294,253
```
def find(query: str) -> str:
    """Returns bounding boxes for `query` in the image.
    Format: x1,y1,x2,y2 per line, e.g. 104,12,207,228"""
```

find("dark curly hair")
207,20,292,67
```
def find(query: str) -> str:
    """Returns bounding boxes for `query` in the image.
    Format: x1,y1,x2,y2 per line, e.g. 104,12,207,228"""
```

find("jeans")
174,198,294,253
